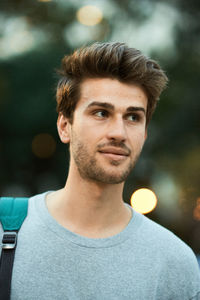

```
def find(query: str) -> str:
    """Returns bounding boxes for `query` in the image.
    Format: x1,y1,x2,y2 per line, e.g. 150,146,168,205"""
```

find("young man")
1,42,200,299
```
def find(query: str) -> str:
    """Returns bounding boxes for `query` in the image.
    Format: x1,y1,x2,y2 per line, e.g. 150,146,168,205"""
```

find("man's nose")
106,117,127,142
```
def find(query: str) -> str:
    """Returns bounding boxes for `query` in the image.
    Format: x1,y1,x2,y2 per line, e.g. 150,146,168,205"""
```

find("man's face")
66,78,147,184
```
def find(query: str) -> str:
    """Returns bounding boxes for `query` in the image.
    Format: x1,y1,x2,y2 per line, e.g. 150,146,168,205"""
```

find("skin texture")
46,78,148,238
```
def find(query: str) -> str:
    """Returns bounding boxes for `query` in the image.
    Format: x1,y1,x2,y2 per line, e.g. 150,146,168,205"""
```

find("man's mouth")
98,147,129,160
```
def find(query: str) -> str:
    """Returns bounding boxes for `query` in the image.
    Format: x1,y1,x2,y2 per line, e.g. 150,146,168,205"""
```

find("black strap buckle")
2,232,17,250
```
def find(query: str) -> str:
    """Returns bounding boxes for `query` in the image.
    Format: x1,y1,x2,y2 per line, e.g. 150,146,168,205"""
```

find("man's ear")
57,114,71,144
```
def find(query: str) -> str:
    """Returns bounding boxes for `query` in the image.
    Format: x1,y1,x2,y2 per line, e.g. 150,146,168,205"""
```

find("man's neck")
46,171,132,238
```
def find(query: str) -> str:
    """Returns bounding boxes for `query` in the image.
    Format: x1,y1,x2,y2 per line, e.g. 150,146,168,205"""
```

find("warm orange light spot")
130,188,157,214
76,6,103,26
32,133,56,158
193,198,200,221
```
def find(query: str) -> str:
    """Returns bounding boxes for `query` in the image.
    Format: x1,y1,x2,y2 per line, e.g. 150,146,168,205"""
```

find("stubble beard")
71,134,141,185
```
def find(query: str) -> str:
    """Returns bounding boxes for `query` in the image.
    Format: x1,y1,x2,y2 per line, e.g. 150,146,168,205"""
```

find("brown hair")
56,42,168,125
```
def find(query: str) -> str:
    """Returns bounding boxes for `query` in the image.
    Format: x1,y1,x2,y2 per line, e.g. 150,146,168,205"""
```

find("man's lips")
98,147,130,158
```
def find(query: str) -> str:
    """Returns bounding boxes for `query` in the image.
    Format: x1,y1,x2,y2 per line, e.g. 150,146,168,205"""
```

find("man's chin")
92,170,131,185
76,158,133,184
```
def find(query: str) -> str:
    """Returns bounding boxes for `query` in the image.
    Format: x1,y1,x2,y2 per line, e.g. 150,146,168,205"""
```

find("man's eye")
94,110,108,118
126,114,139,122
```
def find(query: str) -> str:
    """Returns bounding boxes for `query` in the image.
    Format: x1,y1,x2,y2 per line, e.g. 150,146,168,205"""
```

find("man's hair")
56,42,168,125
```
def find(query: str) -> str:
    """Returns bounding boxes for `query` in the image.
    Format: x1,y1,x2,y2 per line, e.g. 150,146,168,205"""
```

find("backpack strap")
0,197,29,300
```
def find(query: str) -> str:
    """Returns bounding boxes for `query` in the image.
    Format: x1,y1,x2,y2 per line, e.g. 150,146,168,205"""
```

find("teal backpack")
0,197,29,300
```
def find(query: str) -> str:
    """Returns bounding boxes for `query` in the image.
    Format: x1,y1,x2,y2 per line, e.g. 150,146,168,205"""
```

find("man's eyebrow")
126,106,146,115
87,102,114,110
86,101,146,115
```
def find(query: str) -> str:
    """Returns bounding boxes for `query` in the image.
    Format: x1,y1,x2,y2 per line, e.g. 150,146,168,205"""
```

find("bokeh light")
32,133,56,159
130,188,157,214
76,5,103,26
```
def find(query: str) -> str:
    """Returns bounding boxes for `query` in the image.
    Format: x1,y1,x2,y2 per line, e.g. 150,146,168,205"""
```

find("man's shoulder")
131,211,200,291
136,211,186,244
133,210,199,267
0,191,47,231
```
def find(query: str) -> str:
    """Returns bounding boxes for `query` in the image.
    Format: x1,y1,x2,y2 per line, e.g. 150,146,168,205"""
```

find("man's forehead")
80,77,146,94
78,78,148,112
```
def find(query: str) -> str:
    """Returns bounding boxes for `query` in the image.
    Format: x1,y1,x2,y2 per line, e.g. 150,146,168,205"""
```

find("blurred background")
0,0,199,257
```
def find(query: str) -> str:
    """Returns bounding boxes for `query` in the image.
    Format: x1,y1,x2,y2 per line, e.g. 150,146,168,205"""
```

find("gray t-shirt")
0,192,200,300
